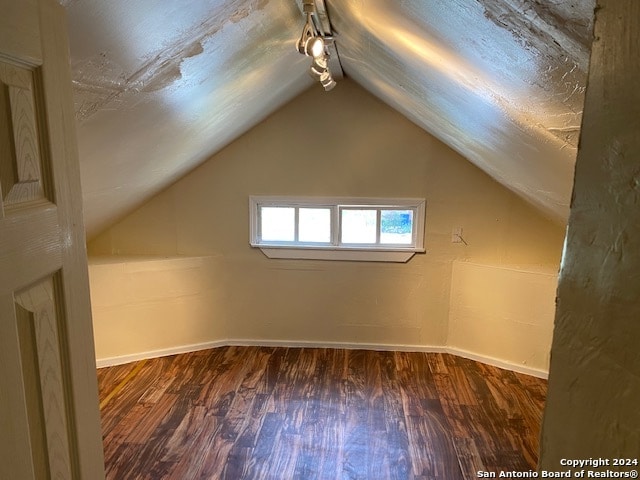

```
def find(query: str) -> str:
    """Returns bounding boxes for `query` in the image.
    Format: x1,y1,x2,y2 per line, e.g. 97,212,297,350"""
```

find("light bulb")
309,37,325,58
304,36,325,58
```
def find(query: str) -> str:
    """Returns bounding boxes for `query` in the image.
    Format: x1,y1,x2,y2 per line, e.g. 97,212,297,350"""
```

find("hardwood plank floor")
97,347,547,479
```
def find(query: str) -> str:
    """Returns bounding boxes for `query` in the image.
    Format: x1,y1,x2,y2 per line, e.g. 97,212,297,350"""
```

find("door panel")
0,60,47,207
16,275,74,479
0,294,38,480
15,301,50,480
0,0,105,479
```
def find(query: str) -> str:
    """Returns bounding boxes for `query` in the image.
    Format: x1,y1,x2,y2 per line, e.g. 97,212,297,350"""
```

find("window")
249,196,426,262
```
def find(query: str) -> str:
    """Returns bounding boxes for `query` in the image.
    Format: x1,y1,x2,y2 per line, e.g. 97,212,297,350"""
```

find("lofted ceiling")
61,0,595,238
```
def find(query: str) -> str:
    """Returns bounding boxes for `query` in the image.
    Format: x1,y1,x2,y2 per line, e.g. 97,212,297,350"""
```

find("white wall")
88,80,565,373
449,262,558,375
89,256,226,365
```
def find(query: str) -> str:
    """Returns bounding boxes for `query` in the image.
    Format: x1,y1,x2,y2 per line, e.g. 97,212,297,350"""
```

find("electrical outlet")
452,227,463,243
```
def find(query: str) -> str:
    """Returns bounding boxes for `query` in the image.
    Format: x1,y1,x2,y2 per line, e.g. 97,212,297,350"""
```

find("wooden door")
0,0,105,478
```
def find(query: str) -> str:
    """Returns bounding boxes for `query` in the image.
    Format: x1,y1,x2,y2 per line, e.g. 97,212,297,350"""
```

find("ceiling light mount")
297,0,340,91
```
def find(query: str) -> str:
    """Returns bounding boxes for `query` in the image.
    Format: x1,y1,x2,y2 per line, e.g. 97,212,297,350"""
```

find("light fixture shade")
308,68,323,80
323,81,336,92
311,56,328,71
309,59,328,79
297,19,314,55
321,74,336,91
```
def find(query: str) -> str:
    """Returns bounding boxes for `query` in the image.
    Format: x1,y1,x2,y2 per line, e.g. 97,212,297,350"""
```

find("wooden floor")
97,347,547,479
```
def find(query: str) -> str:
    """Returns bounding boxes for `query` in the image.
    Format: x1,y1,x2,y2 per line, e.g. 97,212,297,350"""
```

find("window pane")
380,210,414,245
261,207,295,241
341,209,377,244
299,208,331,243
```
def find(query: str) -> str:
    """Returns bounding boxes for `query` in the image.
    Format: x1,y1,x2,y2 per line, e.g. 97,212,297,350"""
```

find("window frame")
249,196,426,262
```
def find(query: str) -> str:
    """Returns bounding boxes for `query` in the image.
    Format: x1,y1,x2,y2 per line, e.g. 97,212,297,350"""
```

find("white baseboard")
95,340,228,368
445,347,548,379
226,338,449,353
96,339,548,379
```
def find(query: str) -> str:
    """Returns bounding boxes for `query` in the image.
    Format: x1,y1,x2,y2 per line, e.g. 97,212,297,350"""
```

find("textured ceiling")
62,0,595,237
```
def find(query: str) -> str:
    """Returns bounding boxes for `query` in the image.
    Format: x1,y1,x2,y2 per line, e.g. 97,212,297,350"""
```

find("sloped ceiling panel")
327,0,594,222
64,0,312,237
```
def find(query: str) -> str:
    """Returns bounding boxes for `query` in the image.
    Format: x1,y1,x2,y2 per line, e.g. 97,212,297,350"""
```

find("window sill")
254,246,423,263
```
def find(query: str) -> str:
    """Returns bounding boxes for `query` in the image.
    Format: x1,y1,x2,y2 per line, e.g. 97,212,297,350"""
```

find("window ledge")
256,246,423,263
